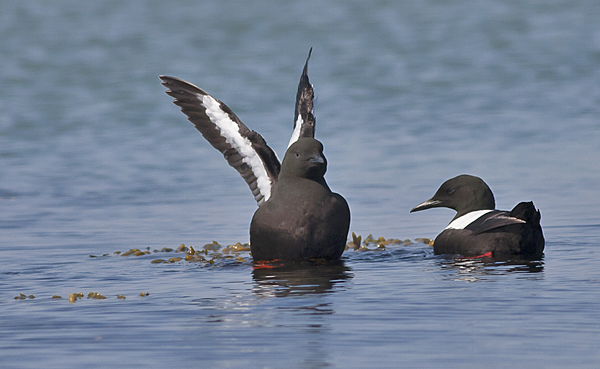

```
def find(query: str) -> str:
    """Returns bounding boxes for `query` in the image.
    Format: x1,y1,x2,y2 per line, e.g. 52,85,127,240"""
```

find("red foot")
464,251,493,259
253,259,284,269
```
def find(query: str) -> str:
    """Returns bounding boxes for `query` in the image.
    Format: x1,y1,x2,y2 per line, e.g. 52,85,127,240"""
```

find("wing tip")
304,47,313,72
159,75,208,97
158,74,175,86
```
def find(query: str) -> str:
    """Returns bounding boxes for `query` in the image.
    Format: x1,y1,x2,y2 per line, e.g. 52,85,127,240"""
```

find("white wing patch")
201,94,273,202
446,210,494,230
287,114,303,149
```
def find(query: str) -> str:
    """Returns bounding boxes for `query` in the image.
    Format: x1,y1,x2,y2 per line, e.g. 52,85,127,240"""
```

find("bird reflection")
252,260,353,298
437,255,544,282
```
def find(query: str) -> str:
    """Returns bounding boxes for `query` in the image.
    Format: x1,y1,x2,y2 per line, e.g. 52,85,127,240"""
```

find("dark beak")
410,199,443,213
309,154,325,164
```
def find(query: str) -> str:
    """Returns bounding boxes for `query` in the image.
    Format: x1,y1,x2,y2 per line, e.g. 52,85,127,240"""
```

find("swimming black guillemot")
410,174,544,259
159,50,350,261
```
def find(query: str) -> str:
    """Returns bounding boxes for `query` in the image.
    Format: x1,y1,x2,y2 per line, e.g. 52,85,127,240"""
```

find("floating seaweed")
87,292,106,300
120,249,151,257
11,291,151,303
415,238,434,247
14,293,34,300
345,233,410,252
91,234,432,267
69,292,84,303
12,234,435,302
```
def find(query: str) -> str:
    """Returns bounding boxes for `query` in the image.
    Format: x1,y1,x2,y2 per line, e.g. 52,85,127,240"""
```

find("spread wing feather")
159,75,280,206
288,48,316,148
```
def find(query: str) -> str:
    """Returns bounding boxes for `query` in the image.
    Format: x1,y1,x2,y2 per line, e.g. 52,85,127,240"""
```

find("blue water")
2,1,600,368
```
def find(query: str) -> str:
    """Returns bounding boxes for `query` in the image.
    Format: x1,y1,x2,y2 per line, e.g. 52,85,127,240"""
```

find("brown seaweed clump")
345,232,418,251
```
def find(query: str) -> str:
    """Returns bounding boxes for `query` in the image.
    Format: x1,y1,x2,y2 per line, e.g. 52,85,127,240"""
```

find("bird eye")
295,152,300,158
447,188,455,195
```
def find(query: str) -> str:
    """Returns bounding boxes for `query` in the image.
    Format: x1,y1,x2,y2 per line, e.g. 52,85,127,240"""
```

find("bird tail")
509,201,541,225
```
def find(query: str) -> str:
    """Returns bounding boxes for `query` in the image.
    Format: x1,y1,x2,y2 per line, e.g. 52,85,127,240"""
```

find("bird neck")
276,174,330,192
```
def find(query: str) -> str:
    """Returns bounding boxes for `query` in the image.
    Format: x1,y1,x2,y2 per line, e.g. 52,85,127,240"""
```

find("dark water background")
1,1,600,368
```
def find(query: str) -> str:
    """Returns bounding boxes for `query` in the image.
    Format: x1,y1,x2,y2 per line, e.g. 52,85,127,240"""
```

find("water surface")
2,1,600,368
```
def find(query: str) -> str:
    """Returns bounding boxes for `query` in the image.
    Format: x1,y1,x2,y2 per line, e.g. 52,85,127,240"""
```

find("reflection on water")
252,261,353,298
437,257,544,282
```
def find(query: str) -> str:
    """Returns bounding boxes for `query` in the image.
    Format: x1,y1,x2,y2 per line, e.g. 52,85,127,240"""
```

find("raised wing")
288,48,316,148
466,210,526,234
159,75,280,206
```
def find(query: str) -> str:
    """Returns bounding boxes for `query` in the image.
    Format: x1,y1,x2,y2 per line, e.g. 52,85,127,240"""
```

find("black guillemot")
410,174,544,259
159,49,350,261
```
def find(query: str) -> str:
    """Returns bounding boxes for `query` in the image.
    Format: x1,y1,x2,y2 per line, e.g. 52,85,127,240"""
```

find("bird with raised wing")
159,50,350,261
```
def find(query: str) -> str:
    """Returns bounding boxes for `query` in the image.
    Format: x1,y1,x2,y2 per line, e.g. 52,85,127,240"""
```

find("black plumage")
410,174,544,259
160,50,350,261
250,138,350,261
